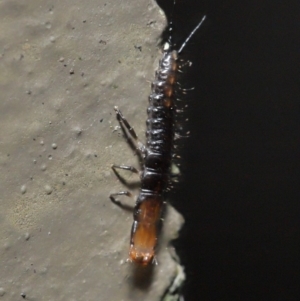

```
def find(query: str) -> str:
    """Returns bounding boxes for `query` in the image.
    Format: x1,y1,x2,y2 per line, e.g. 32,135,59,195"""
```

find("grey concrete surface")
0,0,185,300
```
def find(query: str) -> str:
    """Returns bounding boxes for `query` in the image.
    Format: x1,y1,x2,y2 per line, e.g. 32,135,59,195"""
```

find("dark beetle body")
110,14,205,265
129,50,179,265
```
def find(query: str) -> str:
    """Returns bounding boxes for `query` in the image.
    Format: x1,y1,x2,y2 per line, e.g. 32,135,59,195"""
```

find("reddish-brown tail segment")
129,196,163,265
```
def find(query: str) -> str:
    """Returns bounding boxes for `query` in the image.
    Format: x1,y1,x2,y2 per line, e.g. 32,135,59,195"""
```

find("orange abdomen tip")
129,222,157,265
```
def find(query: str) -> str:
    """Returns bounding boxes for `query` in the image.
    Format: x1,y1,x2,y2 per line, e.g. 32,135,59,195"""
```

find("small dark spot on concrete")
134,45,142,52
69,68,74,75
76,129,82,136
62,181,66,185
118,60,121,63
64,64,67,67
7,154,10,157
72,27,75,30
100,118,103,123
147,20,156,26
83,20,86,23
99,39,107,45
20,54,24,60
94,154,97,157
21,292,26,298
26,90,32,95
65,174,68,176
81,72,85,77
42,102,44,105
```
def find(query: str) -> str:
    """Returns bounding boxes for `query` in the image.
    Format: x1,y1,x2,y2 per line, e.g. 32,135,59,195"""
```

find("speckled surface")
0,0,184,300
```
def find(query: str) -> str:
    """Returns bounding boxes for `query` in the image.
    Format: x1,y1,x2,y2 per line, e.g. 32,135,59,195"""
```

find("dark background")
156,0,300,300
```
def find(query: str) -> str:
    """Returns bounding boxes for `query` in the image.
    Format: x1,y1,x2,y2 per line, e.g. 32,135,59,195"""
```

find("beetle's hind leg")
109,164,140,210
109,191,134,211
111,164,141,189
109,190,132,204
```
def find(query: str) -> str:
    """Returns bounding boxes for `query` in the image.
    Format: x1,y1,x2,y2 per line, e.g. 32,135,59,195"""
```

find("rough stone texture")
0,0,184,300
